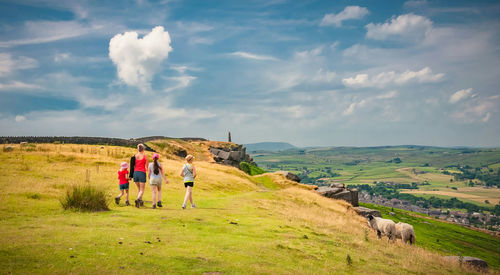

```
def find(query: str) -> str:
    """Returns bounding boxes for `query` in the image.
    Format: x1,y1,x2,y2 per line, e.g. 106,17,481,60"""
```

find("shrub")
239,161,266,176
26,193,41,200
60,185,109,212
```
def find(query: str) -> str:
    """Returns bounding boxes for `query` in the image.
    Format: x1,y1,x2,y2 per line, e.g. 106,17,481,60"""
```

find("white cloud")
342,67,444,88
228,51,278,61
54,53,71,62
15,115,26,122
0,53,38,76
343,99,366,116
320,6,369,27
266,46,336,91
0,21,95,47
0,81,41,91
78,94,126,111
164,75,197,93
366,13,432,40
376,90,398,99
109,26,173,93
450,95,499,123
449,88,472,104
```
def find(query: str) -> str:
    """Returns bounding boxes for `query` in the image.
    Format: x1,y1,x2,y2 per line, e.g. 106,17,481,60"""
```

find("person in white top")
149,153,168,209
179,154,196,209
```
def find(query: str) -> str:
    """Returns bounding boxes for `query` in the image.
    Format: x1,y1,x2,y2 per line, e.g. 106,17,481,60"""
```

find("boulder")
3,146,14,152
330,182,345,188
173,148,187,158
316,187,343,196
335,190,356,206
229,151,241,160
209,145,257,168
315,183,358,206
443,256,488,272
353,206,381,218
279,171,301,182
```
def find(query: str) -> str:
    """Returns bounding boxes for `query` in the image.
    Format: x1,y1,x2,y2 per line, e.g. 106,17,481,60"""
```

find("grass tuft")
346,254,353,266
239,161,266,176
26,193,41,200
60,185,109,212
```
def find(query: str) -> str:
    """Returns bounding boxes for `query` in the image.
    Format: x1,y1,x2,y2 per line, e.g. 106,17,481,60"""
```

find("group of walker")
115,144,197,209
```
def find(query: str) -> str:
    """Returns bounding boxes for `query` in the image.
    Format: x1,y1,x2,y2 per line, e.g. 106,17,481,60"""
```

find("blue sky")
1,0,499,147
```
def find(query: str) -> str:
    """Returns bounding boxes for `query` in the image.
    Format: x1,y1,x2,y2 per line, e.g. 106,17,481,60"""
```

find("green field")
1,142,496,274
252,146,500,208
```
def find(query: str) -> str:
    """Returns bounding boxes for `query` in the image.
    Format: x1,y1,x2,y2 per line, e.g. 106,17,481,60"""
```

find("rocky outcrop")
278,171,301,182
443,256,488,272
353,206,381,218
316,183,359,206
210,145,255,168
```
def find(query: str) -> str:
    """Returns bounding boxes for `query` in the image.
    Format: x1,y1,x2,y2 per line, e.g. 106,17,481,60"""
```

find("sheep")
395,222,416,245
366,215,397,241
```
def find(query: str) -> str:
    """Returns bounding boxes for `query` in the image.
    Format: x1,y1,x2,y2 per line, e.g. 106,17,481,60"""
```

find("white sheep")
395,222,416,245
367,215,397,240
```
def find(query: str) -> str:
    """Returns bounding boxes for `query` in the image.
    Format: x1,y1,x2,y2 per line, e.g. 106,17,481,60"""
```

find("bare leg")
157,185,162,202
183,187,191,207
138,182,145,200
188,187,194,205
152,185,157,205
125,189,129,201
135,182,140,197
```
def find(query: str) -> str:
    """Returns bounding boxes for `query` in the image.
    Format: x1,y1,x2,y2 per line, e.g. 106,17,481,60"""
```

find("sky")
0,0,499,147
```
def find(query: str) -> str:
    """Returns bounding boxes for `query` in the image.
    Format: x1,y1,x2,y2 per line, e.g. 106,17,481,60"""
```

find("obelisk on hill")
228,131,232,142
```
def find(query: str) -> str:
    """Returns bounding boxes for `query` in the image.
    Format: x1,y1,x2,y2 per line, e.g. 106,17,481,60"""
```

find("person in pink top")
133,144,149,208
115,162,130,206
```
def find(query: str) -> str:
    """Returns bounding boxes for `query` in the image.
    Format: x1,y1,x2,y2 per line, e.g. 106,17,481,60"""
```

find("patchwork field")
251,146,500,209
1,142,498,274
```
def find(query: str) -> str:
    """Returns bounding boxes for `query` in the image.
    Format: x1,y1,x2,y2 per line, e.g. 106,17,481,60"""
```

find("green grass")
0,143,497,274
360,202,500,269
239,161,266,176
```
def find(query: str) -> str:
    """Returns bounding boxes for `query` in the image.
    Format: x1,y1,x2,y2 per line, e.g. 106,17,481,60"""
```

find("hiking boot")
157,201,163,208
140,200,144,206
115,197,120,205
152,204,156,209
134,199,140,208
191,204,196,208
125,200,130,206
182,203,186,209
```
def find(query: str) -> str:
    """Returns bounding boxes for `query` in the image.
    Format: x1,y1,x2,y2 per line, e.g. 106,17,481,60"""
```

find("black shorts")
184,181,194,188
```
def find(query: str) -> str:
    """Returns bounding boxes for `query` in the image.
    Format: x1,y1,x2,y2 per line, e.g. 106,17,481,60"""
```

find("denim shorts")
184,181,194,188
133,171,146,183
119,183,129,190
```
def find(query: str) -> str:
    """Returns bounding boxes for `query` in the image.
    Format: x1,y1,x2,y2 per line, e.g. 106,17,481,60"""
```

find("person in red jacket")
115,162,130,206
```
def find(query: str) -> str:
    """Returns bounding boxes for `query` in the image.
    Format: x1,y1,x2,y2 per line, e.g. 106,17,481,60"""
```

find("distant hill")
244,142,296,152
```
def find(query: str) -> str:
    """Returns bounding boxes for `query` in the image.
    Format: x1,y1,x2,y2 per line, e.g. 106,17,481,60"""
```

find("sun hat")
185,154,194,161
121,162,129,169
152,153,160,160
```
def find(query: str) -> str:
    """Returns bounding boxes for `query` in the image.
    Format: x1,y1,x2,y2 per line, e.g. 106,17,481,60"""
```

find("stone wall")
0,136,207,152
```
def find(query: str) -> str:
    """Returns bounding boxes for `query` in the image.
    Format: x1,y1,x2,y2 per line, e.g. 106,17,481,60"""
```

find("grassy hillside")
0,142,495,274
360,202,500,269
